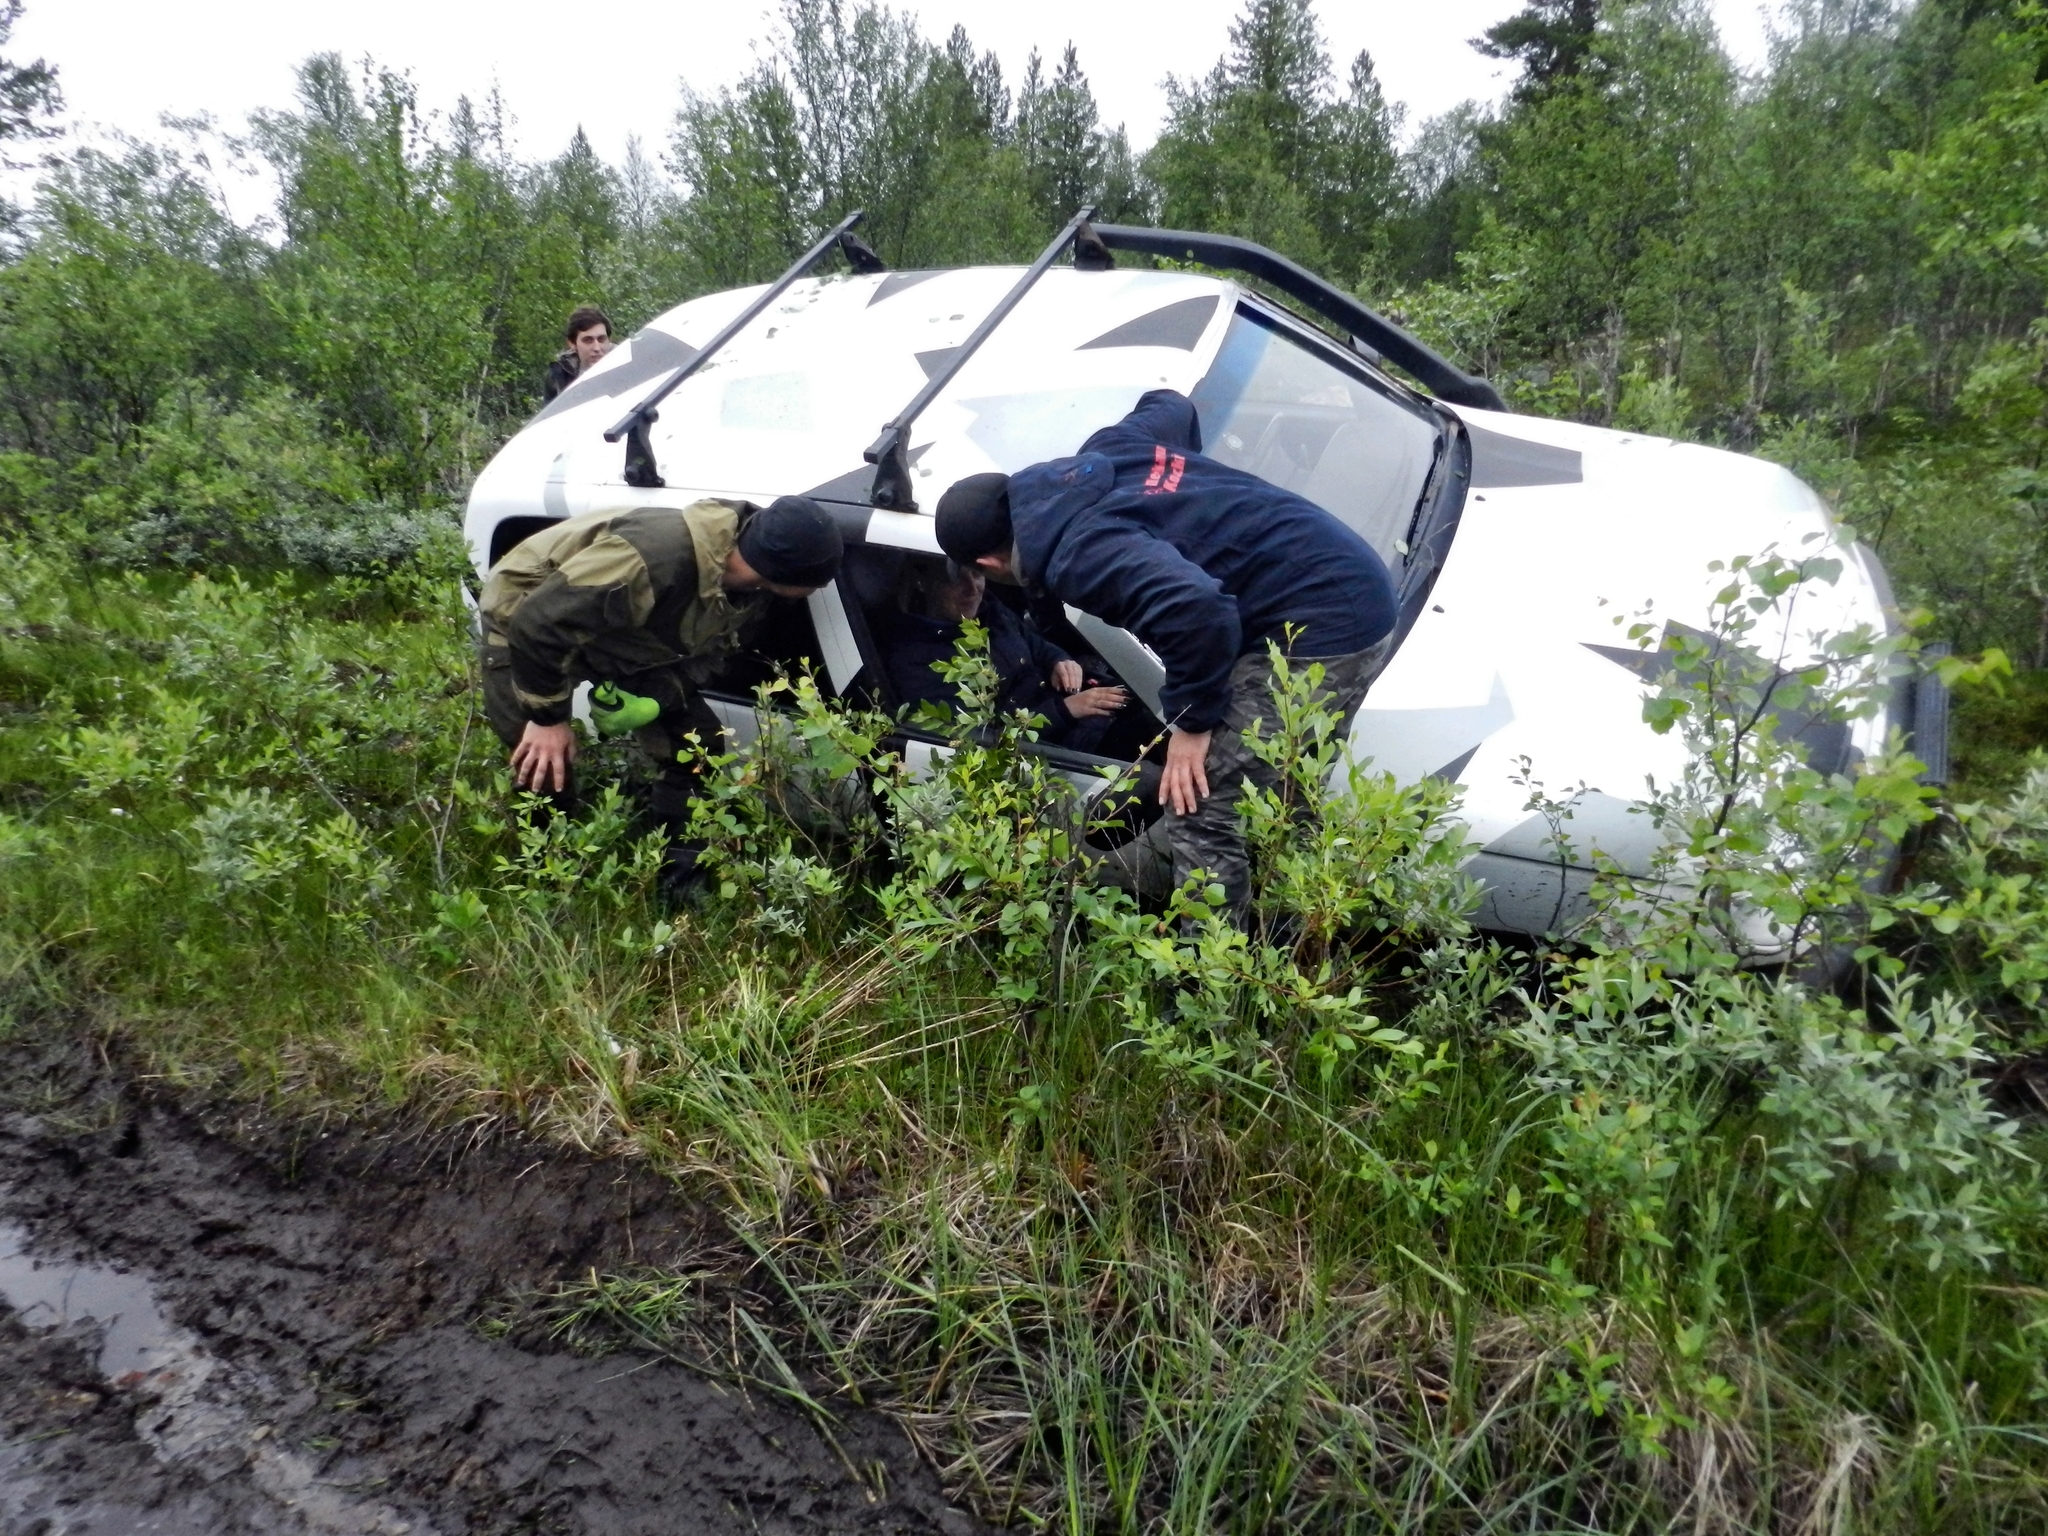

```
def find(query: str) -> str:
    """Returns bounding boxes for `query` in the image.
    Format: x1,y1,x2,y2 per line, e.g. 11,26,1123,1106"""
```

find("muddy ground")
0,1025,984,1535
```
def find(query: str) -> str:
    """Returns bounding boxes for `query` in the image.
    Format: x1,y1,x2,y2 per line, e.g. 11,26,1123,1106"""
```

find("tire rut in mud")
0,1025,981,1535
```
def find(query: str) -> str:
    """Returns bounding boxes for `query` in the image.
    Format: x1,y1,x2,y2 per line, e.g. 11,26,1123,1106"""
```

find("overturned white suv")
464,211,1943,937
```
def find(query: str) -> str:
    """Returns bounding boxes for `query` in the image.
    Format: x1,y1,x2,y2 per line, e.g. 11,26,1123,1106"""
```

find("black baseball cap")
739,496,843,587
934,473,1012,564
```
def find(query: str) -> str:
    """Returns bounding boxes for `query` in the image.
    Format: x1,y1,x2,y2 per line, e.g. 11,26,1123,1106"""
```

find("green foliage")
1238,647,1475,958
1477,0,1601,93
6,0,2048,1523
7,511,2048,1525
0,1,57,155
1474,0,1735,417
1504,552,2026,1295
0,140,259,463
684,668,884,942
666,0,1136,283
1914,757,2048,1046
1145,0,1404,285
870,623,1101,1009
253,58,588,503
1598,546,1934,968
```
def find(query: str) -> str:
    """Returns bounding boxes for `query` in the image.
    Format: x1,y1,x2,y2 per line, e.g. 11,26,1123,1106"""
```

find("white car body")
465,263,1908,938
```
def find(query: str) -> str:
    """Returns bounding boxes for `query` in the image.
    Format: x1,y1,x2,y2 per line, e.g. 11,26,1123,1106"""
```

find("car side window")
1189,306,1443,560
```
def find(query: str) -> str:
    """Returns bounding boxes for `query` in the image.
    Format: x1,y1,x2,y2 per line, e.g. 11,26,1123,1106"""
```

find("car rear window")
1189,305,1444,560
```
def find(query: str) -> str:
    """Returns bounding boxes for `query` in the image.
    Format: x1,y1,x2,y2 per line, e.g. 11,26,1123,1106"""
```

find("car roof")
470,267,1242,530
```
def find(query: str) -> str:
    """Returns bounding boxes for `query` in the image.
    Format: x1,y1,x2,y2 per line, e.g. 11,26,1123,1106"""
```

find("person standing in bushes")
542,305,614,402
478,496,843,895
934,389,1397,926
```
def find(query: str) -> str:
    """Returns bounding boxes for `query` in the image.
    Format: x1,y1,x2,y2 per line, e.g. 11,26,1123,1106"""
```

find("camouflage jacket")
479,500,762,725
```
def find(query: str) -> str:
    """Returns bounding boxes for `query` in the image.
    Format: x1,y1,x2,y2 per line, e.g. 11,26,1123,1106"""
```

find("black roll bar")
1081,223,1508,413
865,206,1098,511
603,210,885,488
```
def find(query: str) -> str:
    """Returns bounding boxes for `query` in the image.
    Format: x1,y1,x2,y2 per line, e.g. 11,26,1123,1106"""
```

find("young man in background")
542,305,614,402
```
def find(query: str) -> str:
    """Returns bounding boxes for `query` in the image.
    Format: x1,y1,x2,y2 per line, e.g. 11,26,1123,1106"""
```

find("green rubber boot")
589,682,661,737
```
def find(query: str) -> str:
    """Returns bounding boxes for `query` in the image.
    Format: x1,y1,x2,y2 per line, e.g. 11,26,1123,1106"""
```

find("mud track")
0,1025,982,1534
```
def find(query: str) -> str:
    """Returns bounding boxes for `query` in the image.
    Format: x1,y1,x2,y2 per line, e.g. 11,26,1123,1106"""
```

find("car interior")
1189,302,1446,565
825,544,1167,766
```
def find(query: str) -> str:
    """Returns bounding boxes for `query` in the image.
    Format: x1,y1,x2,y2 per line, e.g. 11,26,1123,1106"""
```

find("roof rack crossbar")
1081,223,1509,413
865,205,1097,512
603,209,883,489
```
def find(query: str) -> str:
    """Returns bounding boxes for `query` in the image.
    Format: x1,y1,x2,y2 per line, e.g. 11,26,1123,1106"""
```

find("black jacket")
542,351,580,403
1009,390,1396,732
885,600,1093,743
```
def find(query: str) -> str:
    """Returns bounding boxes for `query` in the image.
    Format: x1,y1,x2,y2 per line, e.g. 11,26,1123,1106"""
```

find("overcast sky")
16,0,1782,195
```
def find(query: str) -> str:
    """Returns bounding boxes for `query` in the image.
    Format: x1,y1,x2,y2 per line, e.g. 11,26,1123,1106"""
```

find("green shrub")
7,532,2048,1530
69,385,459,573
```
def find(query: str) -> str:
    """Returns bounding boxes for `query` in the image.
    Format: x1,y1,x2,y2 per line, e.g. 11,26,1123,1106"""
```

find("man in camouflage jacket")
479,495,843,868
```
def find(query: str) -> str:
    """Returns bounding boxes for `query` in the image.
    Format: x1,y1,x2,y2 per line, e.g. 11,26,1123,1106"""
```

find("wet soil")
0,1025,982,1534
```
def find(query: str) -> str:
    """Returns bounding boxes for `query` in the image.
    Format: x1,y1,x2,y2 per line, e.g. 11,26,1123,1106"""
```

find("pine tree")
1223,0,1332,178
1017,45,1105,221
1144,0,1403,284
1475,0,1602,96
0,0,58,147
537,129,623,284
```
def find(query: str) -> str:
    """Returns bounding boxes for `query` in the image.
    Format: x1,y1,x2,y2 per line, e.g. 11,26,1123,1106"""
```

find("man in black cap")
935,390,1397,924
479,494,843,891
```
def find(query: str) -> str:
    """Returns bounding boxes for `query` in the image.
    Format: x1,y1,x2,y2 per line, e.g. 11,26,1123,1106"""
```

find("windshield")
1189,304,1446,561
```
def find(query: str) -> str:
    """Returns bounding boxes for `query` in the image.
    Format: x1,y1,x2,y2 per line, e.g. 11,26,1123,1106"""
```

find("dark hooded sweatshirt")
1008,390,1397,733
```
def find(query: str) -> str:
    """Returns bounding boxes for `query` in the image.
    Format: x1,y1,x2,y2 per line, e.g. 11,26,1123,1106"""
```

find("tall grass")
3,530,2047,1531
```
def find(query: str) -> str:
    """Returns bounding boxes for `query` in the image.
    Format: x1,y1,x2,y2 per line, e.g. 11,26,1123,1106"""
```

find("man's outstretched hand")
1064,685,1129,720
511,720,578,794
1161,727,1212,816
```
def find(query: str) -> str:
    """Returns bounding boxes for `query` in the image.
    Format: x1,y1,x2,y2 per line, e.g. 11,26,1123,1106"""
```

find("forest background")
13,0,2048,1529
3,0,2046,677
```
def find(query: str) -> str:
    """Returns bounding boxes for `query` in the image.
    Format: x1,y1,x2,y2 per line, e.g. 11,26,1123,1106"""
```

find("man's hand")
1064,685,1129,720
1161,727,1212,816
510,720,578,794
1051,659,1084,693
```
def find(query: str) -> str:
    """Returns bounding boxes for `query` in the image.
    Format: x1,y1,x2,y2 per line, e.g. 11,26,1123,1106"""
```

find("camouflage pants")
1164,641,1385,925
479,625,724,834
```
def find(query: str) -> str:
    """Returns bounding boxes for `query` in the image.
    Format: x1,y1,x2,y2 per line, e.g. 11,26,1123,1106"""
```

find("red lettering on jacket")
1142,444,1188,496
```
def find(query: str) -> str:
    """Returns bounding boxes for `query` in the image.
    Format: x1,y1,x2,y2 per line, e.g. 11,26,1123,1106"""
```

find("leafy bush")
1588,546,1931,968
1911,759,2048,1050
1509,550,2028,1276
72,386,458,573
9,514,2048,1526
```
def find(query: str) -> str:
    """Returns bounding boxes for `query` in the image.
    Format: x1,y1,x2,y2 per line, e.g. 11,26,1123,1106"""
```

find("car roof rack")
1078,223,1509,414
603,209,885,488
865,206,1098,512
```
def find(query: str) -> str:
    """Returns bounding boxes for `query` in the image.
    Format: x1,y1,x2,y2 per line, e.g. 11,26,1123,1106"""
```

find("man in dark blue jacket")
935,389,1397,921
